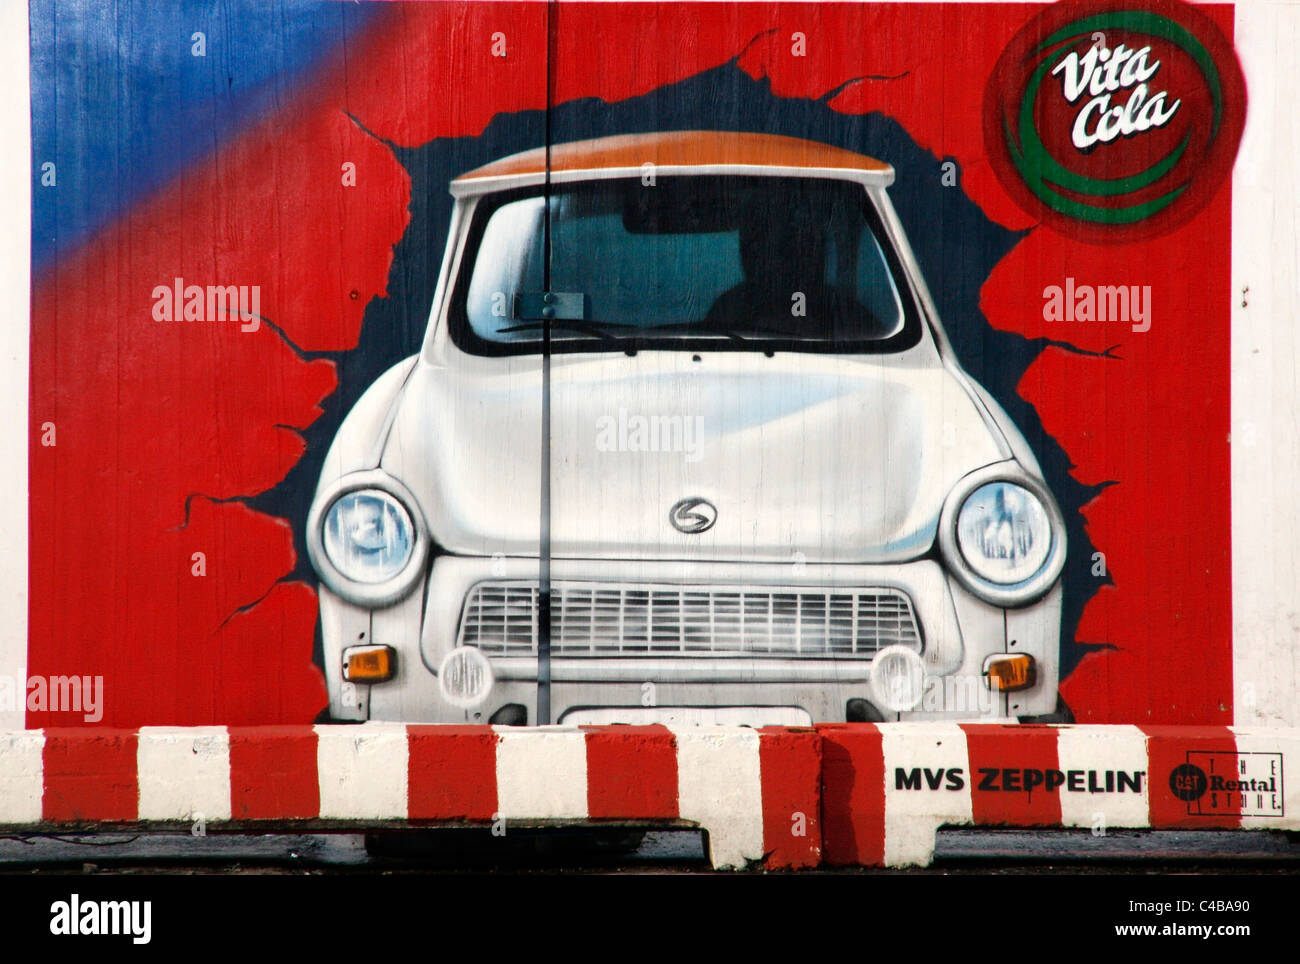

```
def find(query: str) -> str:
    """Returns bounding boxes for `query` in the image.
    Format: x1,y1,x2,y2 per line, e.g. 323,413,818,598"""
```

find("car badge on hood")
669,497,717,534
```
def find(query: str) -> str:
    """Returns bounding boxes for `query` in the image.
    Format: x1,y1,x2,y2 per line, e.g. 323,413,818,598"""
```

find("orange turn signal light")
343,644,395,683
983,653,1036,692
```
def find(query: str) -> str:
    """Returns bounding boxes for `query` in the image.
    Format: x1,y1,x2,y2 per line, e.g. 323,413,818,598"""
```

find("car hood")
380,350,1008,563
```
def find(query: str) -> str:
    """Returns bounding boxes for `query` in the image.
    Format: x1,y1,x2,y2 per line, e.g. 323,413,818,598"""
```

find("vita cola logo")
1053,40,1180,150
985,0,1246,242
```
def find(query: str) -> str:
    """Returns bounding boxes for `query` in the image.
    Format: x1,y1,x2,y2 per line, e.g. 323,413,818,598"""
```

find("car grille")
457,581,922,658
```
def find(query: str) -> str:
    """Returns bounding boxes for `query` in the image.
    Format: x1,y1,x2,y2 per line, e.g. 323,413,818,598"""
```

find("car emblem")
669,497,717,534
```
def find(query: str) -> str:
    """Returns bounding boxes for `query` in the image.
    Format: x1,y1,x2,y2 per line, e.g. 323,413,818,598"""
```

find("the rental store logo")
1169,752,1284,818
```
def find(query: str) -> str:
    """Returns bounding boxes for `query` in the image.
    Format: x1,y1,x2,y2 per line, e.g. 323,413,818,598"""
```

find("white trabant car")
306,131,1067,726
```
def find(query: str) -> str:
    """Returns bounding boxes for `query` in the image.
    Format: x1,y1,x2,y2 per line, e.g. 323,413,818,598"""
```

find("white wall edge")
1231,0,1300,727
0,1,30,729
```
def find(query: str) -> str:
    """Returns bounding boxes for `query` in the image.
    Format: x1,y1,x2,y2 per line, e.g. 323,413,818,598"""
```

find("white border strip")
1232,0,1300,727
0,0,30,729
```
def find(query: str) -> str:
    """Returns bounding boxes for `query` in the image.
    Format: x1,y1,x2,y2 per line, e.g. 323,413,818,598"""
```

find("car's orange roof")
454,131,890,183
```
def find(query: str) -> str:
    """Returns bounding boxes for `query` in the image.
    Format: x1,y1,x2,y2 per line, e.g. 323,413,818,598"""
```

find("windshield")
449,175,922,355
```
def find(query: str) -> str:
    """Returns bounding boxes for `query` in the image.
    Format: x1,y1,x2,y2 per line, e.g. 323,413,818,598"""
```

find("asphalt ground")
1,828,1296,874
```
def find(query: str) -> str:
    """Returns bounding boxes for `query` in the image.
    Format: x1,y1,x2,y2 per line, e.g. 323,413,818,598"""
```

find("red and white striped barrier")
0,724,822,870
0,723,1295,869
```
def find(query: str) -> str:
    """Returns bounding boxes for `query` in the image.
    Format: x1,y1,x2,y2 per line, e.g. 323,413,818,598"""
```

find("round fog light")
438,646,494,708
870,645,927,713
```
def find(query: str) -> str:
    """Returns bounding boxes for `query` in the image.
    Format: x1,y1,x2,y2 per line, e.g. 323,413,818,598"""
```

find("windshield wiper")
634,322,796,345
691,326,751,345
698,321,801,338
497,319,799,352
498,320,634,350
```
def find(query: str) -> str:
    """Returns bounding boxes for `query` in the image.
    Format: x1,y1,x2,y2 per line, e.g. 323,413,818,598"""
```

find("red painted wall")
28,2,1236,726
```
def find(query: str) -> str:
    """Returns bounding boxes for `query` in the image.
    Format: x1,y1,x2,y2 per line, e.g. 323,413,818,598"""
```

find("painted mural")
27,1,1244,728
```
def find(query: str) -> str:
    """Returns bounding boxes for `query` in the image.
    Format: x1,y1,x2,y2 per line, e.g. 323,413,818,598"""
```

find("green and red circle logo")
985,0,1246,242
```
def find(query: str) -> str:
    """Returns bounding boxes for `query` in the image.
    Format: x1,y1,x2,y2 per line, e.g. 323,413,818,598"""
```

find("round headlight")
870,645,926,712
956,481,1053,586
323,490,415,584
438,647,494,708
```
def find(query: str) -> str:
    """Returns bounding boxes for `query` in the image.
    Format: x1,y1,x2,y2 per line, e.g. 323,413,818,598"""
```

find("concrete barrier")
3,723,1296,870
6,723,822,870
